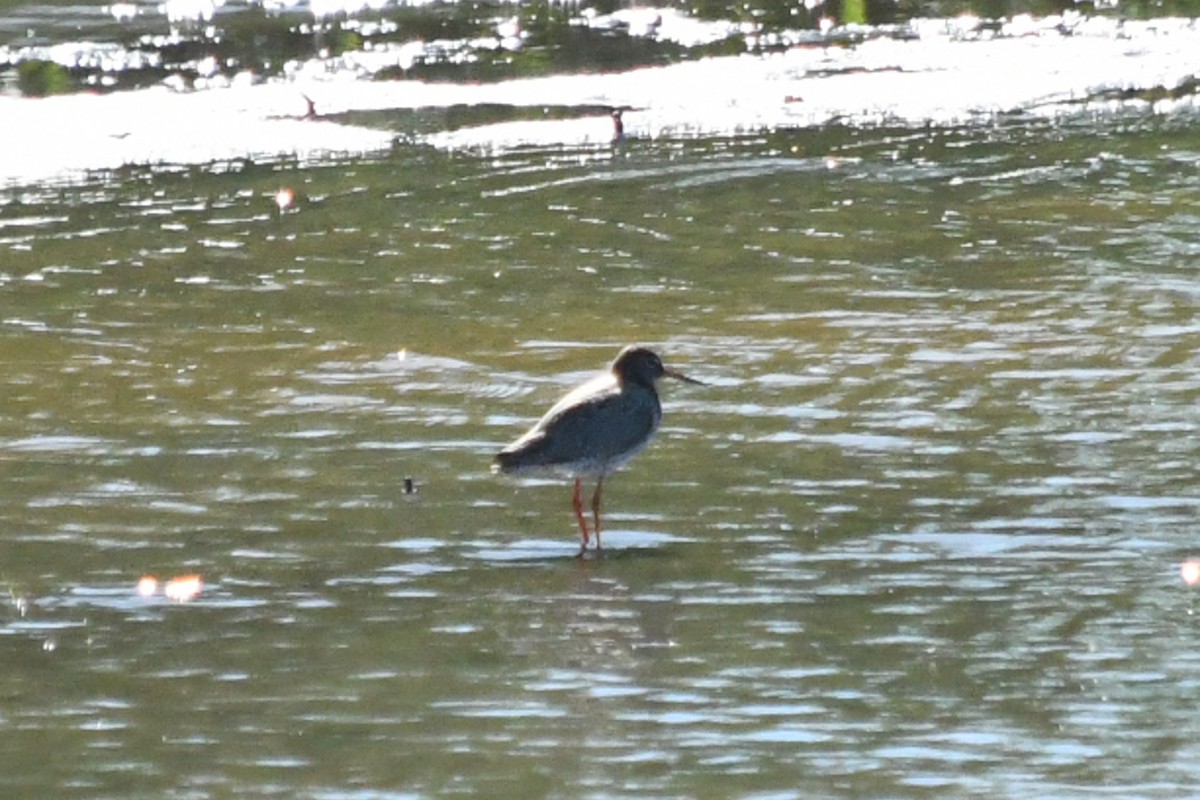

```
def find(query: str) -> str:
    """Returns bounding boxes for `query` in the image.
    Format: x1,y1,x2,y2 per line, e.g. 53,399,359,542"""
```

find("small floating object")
136,575,159,597
1182,559,1200,586
403,476,417,495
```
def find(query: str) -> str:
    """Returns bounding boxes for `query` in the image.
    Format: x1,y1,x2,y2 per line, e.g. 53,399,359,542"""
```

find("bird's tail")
492,450,518,474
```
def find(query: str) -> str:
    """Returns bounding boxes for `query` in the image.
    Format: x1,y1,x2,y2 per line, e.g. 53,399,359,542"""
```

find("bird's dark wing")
495,387,658,473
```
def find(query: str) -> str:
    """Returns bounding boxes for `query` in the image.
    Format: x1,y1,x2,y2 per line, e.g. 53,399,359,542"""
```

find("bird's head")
611,346,704,388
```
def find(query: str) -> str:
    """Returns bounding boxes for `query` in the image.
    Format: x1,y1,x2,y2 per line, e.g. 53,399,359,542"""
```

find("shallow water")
5,8,1200,795
3,7,1199,184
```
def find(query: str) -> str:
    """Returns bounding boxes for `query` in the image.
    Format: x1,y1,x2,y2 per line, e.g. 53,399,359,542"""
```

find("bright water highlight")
2,4,1200,797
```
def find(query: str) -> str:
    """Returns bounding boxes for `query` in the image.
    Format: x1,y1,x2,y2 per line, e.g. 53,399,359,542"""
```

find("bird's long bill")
664,367,706,386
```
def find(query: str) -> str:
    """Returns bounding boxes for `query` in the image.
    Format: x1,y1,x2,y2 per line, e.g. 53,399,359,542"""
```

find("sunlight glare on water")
3,7,1200,797
2,12,1199,183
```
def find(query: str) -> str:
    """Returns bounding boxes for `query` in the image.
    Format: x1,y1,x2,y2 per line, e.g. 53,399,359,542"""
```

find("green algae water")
3,3,1200,796
5,117,1200,797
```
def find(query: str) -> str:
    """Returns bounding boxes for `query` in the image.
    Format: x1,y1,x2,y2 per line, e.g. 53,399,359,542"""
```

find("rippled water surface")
4,85,1200,797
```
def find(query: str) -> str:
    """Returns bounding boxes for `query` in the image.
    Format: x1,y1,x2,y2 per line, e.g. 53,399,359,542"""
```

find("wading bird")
494,346,704,556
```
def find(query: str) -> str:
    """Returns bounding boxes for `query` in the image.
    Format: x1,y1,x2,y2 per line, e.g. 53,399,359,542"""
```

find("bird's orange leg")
572,477,590,556
591,477,604,552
